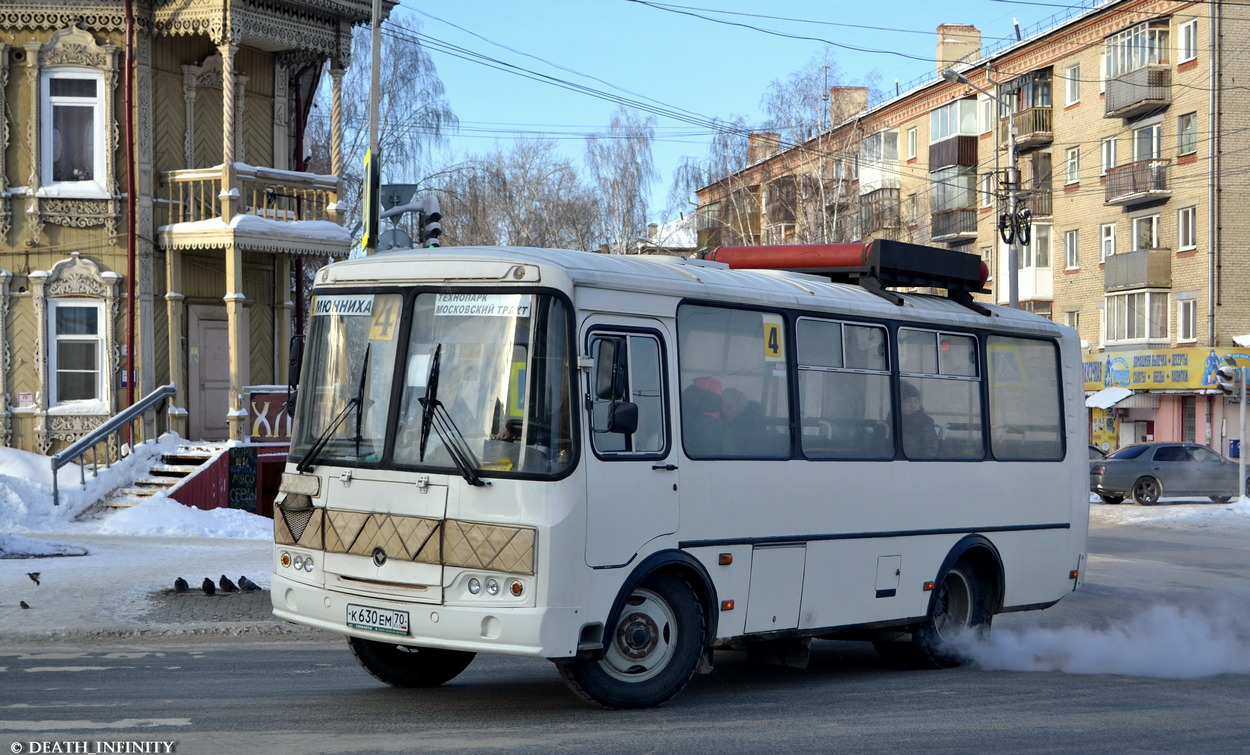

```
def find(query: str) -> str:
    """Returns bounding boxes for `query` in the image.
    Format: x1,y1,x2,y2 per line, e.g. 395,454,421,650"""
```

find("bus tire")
557,572,705,709
874,562,990,669
347,636,475,688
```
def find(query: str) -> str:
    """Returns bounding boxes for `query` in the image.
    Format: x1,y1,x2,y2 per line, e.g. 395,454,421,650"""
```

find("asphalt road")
2,521,1249,754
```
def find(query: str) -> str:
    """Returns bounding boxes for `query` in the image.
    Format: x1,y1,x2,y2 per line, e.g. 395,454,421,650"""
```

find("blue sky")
404,0,1087,220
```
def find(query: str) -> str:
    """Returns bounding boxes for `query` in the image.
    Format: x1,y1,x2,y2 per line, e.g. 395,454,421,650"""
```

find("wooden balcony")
1105,159,1171,206
1024,188,1052,218
157,163,349,255
928,135,978,171
860,188,901,234
999,107,1053,151
1105,65,1171,119
929,208,978,243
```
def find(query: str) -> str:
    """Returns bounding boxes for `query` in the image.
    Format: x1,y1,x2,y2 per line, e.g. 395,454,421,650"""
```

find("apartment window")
1101,137,1117,175
980,247,993,281
1134,124,1161,161
1178,206,1196,250
1178,112,1198,156
49,300,105,405
1064,64,1081,105
979,97,994,134
1064,229,1080,269
929,98,977,142
930,166,976,212
1179,19,1198,63
907,127,918,160
1106,22,1169,78
41,69,107,193
1101,223,1116,261
1065,147,1081,184
1132,215,1160,251
979,173,994,207
1177,299,1196,342
1064,310,1080,331
1105,290,1168,342
1024,224,1052,268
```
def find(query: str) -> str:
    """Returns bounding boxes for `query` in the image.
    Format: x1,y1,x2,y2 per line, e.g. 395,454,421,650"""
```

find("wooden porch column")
328,65,346,226
164,247,188,437
275,254,293,385
218,43,240,223
225,244,246,440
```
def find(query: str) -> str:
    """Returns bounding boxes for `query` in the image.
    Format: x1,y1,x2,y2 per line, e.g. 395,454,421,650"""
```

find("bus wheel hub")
617,612,658,659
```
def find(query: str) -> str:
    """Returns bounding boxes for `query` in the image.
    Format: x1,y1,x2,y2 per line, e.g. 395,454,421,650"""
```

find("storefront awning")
1086,386,1133,409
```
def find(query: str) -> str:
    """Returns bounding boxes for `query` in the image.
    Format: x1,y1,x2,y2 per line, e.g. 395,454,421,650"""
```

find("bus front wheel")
874,563,990,669
347,636,475,688
558,572,706,709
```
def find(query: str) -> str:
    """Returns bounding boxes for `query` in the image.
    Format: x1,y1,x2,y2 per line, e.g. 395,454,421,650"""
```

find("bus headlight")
467,578,481,595
293,554,305,570
485,578,500,596
303,556,315,572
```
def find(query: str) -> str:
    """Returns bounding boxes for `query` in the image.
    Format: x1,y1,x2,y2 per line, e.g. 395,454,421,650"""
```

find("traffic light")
1217,358,1241,396
419,195,442,248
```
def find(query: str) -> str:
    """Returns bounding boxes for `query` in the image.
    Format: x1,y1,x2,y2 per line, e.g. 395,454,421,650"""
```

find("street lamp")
941,67,1022,310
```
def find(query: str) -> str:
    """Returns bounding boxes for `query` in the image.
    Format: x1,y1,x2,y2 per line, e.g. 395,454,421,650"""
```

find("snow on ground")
1088,492,1250,531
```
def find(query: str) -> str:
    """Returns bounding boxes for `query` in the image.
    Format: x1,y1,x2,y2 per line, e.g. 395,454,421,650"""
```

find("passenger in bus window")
899,381,939,457
682,376,728,457
722,387,765,454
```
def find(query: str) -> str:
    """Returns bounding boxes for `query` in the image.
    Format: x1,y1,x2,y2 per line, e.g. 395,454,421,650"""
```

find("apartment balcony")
157,163,350,256
999,107,1053,151
1104,249,1172,292
929,208,978,243
1105,65,1172,119
860,187,901,234
1105,159,1171,206
1023,188,1052,217
928,135,978,171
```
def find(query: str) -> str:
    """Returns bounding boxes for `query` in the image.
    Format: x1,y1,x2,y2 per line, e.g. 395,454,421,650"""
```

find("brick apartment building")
696,0,1250,454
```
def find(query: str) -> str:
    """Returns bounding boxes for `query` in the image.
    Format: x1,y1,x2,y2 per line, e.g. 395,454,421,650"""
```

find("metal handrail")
51,383,177,506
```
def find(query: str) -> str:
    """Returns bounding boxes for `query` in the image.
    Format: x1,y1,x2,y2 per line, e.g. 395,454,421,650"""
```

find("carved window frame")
40,67,110,198
30,253,120,448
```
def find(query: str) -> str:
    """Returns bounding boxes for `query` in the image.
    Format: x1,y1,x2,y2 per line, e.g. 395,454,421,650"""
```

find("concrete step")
110,486,165,499
132,476,181,488
149,463,204,476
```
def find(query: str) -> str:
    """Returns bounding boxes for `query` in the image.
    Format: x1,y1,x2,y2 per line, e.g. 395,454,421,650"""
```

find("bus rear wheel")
558,572,705,709
874,563,990,669
347,636,475,688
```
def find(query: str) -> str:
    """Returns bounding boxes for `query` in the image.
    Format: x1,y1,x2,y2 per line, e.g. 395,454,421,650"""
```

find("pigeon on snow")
27,572,40,586
219,575,240,593
238,575,262,592
173,577,190,593
201,577,216,596
20,601,31,609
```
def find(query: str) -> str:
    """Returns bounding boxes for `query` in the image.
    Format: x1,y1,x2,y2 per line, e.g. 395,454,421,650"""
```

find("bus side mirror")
606,401,638,435
594,338,627,400
286,334,304,413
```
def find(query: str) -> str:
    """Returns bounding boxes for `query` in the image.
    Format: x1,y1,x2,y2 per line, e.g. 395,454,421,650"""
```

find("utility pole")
942,68,1022,309
364,0,383,256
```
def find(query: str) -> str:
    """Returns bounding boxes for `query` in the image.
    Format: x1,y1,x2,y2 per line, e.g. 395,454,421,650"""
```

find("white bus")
272,240,1088,709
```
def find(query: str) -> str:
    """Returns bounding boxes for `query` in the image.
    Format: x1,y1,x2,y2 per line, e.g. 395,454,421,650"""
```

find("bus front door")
583,324,678,568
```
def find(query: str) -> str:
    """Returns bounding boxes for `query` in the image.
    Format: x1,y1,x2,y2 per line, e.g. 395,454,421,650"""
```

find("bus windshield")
291,290,575,477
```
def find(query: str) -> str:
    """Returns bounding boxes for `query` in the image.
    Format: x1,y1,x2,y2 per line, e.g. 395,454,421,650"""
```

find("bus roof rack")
705,240,992,314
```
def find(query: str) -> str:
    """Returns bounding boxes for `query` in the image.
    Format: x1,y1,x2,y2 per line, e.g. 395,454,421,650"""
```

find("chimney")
936,24,981,73
828,86,868,127
647,223,658,240
747,132,781,164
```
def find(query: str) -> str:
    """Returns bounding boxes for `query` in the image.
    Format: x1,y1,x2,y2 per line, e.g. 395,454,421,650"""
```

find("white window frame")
1178,206,1196,250
1101,223,1116,261
1104,289,1169,344
1099,53,1108,93
1064,64,1081,105
40,67,109,198
1179,19,1198,63
1064,310,1080,331
1064,229,1080,269
1065,147,1080,185
1133,123,1161,161
1024,223,1052,269
48,299,106,407
1178,112,1198,156
1132,214,1160,251
980,246,993,281
1177,298,1197,342
907,127,918,160
928,98,977,143
979,173,994,208
979,96,994,135
1101,137,1117,176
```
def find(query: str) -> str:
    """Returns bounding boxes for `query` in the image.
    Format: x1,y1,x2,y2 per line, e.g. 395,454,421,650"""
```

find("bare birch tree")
585,107,658,254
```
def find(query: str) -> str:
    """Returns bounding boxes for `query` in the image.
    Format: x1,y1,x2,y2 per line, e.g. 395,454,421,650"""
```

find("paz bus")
271,240,1088,709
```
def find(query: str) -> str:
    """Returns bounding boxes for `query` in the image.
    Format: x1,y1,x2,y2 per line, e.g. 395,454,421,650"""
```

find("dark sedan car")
1090,442,1248,505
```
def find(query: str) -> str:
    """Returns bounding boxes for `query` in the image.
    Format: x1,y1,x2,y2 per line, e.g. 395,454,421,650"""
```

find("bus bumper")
270,572,583,658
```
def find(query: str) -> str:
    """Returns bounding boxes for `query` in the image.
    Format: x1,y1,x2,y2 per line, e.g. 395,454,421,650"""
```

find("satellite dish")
378,228,413,251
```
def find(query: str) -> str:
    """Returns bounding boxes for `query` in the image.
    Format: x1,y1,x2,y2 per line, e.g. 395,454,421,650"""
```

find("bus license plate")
346,604,410,636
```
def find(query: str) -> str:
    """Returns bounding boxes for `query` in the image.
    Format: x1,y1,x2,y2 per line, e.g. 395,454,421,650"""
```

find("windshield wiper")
296,344,370,473
418,345,486,487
